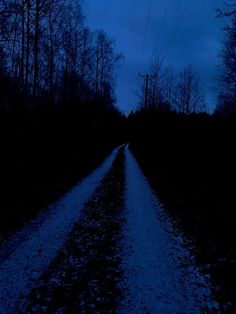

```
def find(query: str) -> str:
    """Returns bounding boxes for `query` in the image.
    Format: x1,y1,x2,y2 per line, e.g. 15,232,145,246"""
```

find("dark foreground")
129,111,236,313
0,146,219,313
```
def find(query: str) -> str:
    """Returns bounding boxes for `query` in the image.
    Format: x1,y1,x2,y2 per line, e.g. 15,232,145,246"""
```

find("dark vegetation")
127,4,236,312
0,107,125,240
0,0,126,240
128,111,236,312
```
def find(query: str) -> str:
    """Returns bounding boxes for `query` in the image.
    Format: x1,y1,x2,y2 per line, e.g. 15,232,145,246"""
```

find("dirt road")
0,145,220,313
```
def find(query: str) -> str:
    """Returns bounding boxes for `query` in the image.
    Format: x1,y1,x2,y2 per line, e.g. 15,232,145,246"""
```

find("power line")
137,0,191,110
141,0,152,65
152,0,172,59
160,0,190,67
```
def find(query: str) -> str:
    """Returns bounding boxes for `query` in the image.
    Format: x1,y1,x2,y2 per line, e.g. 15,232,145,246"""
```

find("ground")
0,145,220,313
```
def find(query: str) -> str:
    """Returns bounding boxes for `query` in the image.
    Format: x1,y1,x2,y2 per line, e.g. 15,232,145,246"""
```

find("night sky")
85,0,225,114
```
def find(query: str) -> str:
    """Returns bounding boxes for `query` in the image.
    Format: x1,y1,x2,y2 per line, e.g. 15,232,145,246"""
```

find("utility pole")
139,73,154,110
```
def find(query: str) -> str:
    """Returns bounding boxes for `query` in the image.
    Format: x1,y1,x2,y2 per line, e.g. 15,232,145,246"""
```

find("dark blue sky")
85,0,224,114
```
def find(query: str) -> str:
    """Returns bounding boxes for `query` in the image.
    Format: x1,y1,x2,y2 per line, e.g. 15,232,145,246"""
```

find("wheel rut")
20,147,126,313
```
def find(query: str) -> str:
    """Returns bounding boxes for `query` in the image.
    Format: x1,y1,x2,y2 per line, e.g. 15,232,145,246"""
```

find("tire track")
0,146,121,313
20,148,126,313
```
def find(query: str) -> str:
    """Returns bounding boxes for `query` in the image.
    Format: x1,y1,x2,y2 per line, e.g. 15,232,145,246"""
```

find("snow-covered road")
0,145,220,313
120,146,220,313
0,146,120,313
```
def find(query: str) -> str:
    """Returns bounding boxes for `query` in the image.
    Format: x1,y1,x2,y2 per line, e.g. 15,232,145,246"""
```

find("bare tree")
174,65,205,114
93,30,123,104
150,60,175,110
0,0,122,109
137,59,175,111
0,0,31,92
216,2,236,114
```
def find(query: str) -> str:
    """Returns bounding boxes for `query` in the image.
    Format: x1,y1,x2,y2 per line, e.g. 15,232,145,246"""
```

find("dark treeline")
129,111,236,313
128,3,236,312
0,0,123,109
216,1,236,116
137,62,206,115
128,111,236,311
0,0,126,239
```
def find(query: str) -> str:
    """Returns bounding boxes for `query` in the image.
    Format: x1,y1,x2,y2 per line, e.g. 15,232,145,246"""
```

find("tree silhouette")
174,65,205,114
0,0,122,110
217,1,236,115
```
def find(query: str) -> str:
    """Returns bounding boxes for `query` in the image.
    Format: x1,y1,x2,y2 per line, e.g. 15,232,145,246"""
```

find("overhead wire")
141,0,152,66
152,0,172,60
160,0,190,67
137,0,192,111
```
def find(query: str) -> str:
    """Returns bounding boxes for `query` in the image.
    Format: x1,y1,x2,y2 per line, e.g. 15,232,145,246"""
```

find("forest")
0,0,126,239
128,2,236,311
1,0,236,312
